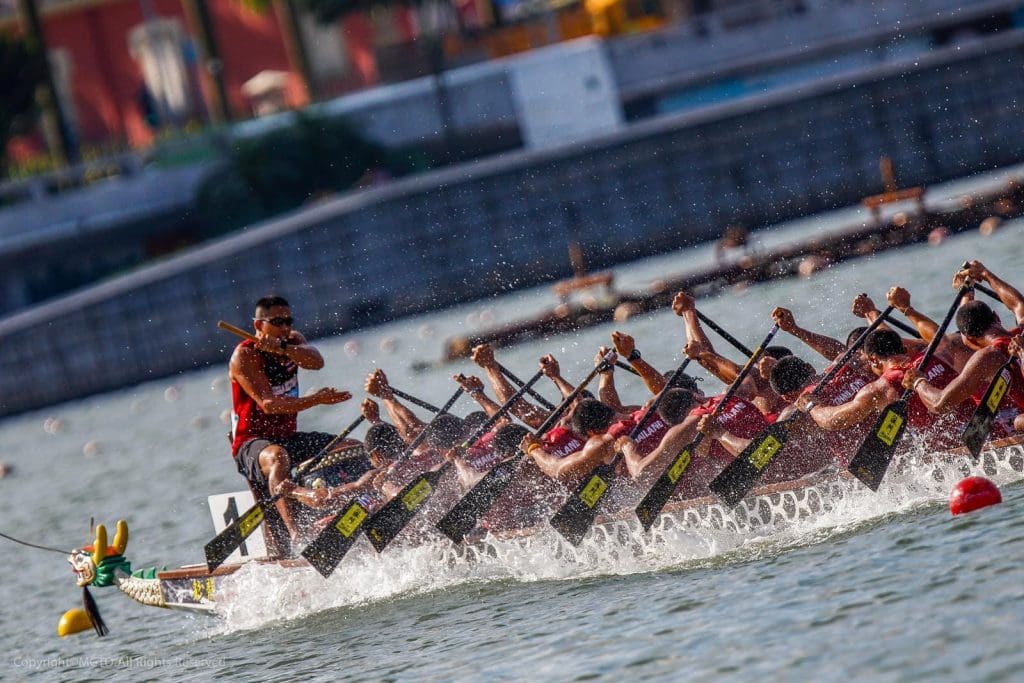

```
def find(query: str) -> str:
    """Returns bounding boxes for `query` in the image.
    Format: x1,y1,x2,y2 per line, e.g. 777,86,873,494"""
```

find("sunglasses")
257,316,293,327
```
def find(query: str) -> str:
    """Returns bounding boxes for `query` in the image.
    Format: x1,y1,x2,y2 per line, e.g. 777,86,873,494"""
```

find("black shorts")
235,431,336,498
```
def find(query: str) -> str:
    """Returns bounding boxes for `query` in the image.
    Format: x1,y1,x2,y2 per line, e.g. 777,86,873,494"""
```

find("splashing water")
211,441,1024,634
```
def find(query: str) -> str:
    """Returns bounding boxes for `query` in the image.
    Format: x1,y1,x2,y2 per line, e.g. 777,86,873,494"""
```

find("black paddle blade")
204,502,268,572
436,456,522,544
549,464,616,545
847,400,909,490
300,500,370,578
365,468,446,552
634,444,694,531
962,366,1012,460
709,422,792,507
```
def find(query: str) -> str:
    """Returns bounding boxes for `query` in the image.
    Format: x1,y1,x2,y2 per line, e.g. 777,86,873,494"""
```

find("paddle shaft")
706,308,895,507
362,369,551,553
435,355,615,543
496,362,556,410
897,284,973,404
697,310,754,357
887,316,922,339
389,387,441,414
634,324,780,530
809,307,895,401
847,283,972,490
295,415,367,475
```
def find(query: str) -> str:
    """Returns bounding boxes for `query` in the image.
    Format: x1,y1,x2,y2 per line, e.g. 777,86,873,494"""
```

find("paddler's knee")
258,444,292,474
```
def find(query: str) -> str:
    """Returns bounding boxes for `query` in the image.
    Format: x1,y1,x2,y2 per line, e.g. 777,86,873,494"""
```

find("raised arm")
471,344,546,428
886,287,968,367
612,331,666,394
961,260,1024,324
539,354,576,398
364,369,425,443
452,373,507,423
595,348,630,413
772,307,845,361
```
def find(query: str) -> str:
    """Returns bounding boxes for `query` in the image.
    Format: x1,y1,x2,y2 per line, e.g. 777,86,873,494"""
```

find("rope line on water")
0,530,70,555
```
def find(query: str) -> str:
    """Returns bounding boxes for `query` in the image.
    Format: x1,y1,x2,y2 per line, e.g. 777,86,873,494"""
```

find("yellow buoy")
57,607,93,636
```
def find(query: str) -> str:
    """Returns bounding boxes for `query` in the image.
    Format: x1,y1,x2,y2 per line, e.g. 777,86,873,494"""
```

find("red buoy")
950,476,1002,515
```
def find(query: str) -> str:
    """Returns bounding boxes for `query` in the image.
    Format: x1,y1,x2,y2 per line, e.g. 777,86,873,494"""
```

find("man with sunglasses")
229,295,352,558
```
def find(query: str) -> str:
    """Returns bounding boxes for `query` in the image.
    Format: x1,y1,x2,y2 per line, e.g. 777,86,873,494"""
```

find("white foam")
210,441,1024,633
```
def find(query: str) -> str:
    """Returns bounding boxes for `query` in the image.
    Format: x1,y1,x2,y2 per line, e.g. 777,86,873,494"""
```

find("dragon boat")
63,434,1024,626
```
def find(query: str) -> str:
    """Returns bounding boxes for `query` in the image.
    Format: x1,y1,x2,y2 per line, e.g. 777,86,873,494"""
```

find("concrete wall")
3,32,1024,416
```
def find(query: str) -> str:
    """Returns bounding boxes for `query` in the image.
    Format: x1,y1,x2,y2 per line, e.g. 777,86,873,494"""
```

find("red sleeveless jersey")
542,426,586,458
883,352,973,446
690,394,768,467
989,329,1024,412
230,340,299,455
607,408,670,456
801,364,876,467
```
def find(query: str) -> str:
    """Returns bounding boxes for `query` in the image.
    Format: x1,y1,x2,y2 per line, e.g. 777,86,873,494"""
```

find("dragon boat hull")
120,435,1024,614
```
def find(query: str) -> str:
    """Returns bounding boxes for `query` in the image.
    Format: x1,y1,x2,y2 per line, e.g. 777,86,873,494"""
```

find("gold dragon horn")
91,525,107,567
112,520,128,556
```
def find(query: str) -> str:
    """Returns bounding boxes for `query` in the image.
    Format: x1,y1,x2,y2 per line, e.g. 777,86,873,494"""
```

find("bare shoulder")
230,344,262,379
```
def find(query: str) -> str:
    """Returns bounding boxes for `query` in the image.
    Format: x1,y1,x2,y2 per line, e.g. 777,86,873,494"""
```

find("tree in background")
0,32,47,177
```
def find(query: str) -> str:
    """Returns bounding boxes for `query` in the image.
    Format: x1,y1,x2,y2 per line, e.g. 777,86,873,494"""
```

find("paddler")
618,357,768,499
471,344,590,459
673,291,789,418
229,295,353,557
696,355,873,478
903,263,1024,434
797,328,973,451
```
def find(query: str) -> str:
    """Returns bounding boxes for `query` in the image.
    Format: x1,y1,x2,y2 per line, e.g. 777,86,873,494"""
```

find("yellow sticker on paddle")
579,475,608,509
402,479,433,511
986,375,1009,414
876,410,904,446
239,507,264,538
334,503,367,538
748,435,782,471
667,450,691,483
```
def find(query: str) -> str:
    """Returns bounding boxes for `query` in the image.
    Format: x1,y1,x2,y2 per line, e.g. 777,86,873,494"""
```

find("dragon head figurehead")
61,520,132,637
68,519,131,588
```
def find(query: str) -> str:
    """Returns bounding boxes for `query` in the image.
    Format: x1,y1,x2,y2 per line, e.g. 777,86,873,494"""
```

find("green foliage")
195,111,426,235
0,33,47,172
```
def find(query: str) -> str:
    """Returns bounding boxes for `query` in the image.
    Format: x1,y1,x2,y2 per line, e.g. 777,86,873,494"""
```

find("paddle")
887,316,923,339
961,357,1016,459
217,320,285,352
361,372,551,553
203,414,366,572
388,388,441,414
300,388,465,577
956,273,1018,457
435,353,615,543
496,362,556,410
634,324,780,531
847,283,972,490
709,308,894,507
549,354,697,545
697,310,753,356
